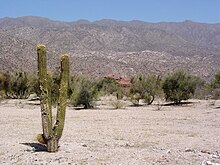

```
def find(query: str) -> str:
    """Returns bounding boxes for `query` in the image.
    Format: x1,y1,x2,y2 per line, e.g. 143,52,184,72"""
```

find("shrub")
212,71,220,88
29,73,40,96
30,71,63,106
208,72,220,99
69,76,98,109
110,99,124,109
0,90,4,103
0,72,5,91
97,77,122,96
212,88,220,100
0,72,10,97
129,74,161,105
193,81,210,100
2,71,32,99
162,70,199,104
50,72,61,106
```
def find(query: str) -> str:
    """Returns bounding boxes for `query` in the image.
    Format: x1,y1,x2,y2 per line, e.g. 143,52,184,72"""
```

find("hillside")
0,16,220,80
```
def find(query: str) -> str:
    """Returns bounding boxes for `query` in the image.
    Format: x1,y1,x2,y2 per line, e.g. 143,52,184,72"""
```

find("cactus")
37,44,69,152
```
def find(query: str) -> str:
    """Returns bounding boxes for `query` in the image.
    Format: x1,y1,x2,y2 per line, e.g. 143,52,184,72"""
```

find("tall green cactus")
37,44,69,152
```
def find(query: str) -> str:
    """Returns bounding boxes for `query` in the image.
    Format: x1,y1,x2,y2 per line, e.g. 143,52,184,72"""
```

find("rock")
185,148,195,152
202,160,220,165
82,144,87,147
201,150,211,154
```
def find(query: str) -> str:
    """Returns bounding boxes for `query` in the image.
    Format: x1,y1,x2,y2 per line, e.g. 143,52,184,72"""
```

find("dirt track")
0,99,220,164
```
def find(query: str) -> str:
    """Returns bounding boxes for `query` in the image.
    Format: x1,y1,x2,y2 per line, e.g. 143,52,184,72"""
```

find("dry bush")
110,99,124,109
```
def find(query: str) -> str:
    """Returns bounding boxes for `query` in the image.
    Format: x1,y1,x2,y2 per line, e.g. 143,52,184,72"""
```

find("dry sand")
0,99,220,165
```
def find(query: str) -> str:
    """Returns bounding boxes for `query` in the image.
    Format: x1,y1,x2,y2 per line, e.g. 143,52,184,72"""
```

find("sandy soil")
0,99,220,165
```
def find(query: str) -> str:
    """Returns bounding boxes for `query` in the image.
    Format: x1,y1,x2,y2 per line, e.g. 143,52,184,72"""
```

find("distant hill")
0,16,220,80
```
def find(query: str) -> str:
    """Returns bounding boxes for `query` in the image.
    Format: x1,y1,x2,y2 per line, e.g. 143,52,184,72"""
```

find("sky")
0,0,219,23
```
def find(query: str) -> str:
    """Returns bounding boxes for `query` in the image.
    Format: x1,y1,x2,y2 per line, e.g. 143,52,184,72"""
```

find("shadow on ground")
163,101,194,106
21,143,47,152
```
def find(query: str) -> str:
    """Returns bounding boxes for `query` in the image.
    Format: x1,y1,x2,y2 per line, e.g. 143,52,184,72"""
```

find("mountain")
0,16,220,80
95,19,220,49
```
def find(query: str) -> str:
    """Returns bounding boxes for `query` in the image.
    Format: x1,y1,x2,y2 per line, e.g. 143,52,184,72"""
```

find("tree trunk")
148,95,155,105
47,137,59,152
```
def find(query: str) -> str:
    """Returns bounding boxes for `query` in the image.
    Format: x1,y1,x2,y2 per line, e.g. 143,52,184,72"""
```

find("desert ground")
0,98,220,165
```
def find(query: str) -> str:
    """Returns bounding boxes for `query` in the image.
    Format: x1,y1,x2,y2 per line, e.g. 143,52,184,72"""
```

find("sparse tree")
208,71,220,100
211,72,220,88
3,71,32,99
130,74,161,105
69,76,98,109
97,77,121,95
162,70,199,104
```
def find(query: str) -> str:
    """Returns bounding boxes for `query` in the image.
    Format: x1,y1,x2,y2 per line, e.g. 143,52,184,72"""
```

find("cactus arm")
54,54,69,139
47,71,52,111
37,44,53,140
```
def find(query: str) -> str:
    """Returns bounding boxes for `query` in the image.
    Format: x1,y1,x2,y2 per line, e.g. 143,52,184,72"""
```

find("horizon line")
1,15,220,25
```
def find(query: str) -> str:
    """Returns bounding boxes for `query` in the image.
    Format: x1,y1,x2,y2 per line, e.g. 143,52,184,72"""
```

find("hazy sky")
0,0,219,23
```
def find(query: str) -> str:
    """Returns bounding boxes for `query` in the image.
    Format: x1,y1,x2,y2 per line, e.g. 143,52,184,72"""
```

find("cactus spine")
37,44,69,152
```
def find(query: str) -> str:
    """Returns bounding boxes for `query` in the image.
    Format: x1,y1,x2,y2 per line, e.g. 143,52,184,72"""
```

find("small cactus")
37,44,69,152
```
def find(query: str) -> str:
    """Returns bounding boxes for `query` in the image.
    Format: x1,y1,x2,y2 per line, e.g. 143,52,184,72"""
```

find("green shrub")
162,70,199,104
208,71,220,99
0,74,4,100
212,71,220,88
0,72,10,97
0,90,4,103
97,77,122,96
130,74,161,105
30,71,63,106
0,72,5,91
2,71,32,99
50,72,61,106
29,73,40,97
212,88,220,100
69,76,98,109
193,80,210,99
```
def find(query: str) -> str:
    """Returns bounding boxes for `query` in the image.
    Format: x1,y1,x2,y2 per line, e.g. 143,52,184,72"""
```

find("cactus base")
47,137,59,152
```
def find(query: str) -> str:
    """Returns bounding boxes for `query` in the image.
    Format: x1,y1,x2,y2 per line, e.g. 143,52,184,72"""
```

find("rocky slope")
0,16,220,80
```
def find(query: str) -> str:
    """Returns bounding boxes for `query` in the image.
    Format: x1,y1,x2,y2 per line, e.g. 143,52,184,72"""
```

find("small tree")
70,76,98,109
208,71,220,100
212,72,220,88
0,72,10,98
162,70,199,104
0,73,4,101
130,74,161,105
49,72,62,106
97,77,122,96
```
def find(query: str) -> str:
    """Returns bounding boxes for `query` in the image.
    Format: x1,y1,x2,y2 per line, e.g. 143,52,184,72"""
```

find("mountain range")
0,16,220,80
